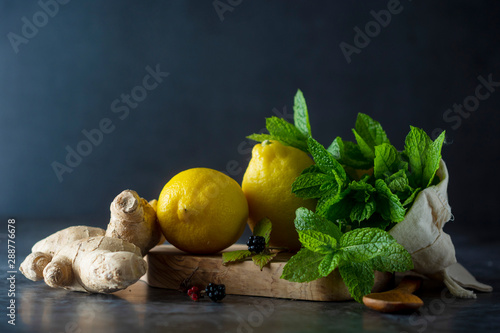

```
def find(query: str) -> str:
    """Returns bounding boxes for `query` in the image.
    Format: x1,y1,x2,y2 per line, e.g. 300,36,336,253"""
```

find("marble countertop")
1,223,499,333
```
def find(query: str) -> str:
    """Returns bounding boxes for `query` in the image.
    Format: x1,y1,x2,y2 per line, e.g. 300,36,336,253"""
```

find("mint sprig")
281,208,413,302
247,90,311,153
246,117,309,152
222,218,285,270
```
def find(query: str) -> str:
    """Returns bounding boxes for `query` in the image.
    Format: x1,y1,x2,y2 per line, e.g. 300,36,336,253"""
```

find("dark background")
1,0,499,241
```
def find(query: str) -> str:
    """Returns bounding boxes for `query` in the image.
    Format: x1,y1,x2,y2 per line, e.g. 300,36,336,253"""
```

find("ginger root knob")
106,190,162,256
20,252,52,281
44,259,74,289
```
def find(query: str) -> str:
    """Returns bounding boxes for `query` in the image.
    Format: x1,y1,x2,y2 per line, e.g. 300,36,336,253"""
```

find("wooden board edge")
141,245,394,301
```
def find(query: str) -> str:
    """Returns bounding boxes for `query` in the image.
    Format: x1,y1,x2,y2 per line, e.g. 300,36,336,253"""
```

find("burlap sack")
389,160,492,298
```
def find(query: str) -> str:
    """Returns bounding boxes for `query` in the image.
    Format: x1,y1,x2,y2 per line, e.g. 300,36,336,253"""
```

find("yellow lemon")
157,168,248,254
242,140,317,251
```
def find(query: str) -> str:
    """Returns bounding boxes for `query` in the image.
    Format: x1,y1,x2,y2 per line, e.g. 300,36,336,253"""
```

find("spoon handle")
394,276,423,294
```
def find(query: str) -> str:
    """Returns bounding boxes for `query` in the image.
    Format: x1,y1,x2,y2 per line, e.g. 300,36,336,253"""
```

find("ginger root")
20,226,105,281
106,190,162,256
20,227,147,293
20,189,162,293
43,236,147,293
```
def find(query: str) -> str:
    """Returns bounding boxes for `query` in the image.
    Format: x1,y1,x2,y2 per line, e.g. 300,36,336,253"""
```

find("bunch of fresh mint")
248,90,446,233
247,90,446,302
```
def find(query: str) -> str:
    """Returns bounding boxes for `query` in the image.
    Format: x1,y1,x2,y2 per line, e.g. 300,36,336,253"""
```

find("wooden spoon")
363,276,424,313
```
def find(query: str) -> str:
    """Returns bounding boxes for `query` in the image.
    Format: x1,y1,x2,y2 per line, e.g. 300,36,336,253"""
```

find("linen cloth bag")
389,160,492,298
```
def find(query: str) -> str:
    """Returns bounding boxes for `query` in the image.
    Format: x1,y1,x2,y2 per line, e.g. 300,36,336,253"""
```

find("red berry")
187,286,200,301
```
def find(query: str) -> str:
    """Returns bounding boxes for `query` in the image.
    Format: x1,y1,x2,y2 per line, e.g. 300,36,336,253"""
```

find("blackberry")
247,235,266,253
205,283,226,302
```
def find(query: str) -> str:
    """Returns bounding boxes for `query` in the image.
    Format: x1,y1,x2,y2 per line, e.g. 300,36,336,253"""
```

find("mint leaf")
340,227,406,263
247,117,309,152
252,252,278,271
222,250,252,265
353,129,375,160
307,137,347,184
375,179,406,222
316,188,353,222
401,187,421,206
295,207,343,241
360,213,391,230
318,252,342,277
293,89,312,137
337,227,412,302
374,143,403,179
350,200,376,223
292,172,337,199
404,127,444,188
327,137,372,169
246,133,274,143
385,169,410,192
319,181,338,193
343,140,373,168
404,126,430,187
266,117,308,151
352,113,390,160
253,218,272,245
344,180,377,223
298,229,337,254
387,177,408,192
370,245,413,272
326,136,343,160
339,262,374,303
300,164,323,174
422,131,445,188
355,113,390,149
280,248,325,282
348,179,376,199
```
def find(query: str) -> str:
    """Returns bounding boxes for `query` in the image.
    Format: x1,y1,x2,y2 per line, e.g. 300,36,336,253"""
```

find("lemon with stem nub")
157,168,248,254
242,140,317,251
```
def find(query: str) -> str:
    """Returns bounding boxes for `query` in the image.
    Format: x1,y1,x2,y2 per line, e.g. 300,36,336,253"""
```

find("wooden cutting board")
140,244,393,301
